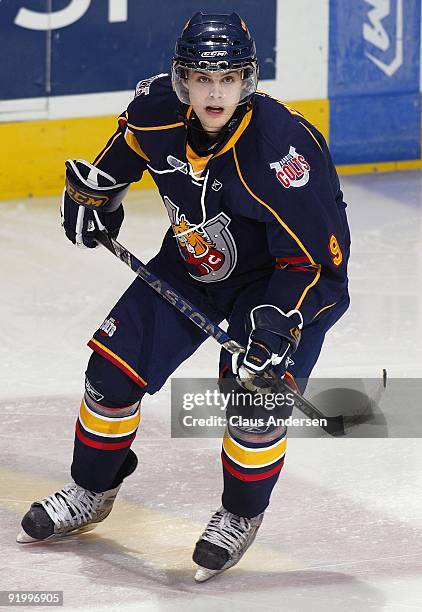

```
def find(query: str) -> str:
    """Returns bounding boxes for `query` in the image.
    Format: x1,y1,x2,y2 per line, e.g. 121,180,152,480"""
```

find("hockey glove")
61,159,129,248
233,305,303,393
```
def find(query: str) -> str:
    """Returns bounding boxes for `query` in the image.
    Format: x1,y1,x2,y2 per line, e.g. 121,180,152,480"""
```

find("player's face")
187,70,243,136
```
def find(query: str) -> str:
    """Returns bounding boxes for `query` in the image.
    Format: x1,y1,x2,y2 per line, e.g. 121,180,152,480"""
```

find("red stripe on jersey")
275,256,318,273
286,266,318,273
276,256,310,265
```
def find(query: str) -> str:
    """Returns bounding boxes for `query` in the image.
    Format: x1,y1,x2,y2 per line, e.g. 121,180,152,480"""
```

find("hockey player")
17,13,350,582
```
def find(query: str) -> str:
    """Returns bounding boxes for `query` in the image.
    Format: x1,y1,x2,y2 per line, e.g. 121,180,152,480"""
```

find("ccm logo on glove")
66,180,109,209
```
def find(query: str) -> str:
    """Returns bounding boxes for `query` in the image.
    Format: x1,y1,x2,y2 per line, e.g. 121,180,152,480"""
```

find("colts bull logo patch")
164,197,237,283
270,146,310,189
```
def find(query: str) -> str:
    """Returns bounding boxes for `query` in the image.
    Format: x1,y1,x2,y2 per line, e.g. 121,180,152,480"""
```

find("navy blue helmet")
172,12,258,105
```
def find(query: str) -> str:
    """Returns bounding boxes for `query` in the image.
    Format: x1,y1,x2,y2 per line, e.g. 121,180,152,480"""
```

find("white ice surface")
1,172,422,611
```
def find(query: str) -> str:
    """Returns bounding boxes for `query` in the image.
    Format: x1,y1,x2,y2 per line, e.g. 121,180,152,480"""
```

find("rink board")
1,0,422,199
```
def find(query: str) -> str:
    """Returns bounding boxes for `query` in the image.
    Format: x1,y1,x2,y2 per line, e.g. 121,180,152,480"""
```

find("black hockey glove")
233,305,303,393
61,193,124,248
61,159,129,249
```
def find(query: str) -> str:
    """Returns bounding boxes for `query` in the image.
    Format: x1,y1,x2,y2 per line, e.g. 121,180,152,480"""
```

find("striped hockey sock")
71,392,141,492
221,425,287,518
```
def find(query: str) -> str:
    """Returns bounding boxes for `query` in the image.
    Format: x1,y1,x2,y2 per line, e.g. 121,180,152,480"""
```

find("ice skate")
17,450,137,543
193,507,264,582
16,481,122,543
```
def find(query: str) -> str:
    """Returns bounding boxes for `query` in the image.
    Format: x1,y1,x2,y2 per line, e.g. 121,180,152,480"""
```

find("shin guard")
221,418,287,518
71,352,144,492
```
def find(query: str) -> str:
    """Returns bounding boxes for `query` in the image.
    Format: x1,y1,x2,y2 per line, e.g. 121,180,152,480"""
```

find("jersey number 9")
329,234,343,266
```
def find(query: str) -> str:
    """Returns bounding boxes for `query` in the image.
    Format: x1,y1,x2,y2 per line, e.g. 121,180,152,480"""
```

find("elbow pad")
65,159,129,212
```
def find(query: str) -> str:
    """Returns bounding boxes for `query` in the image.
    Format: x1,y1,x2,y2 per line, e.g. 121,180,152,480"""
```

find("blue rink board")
328,0,421,164
1,0,276,100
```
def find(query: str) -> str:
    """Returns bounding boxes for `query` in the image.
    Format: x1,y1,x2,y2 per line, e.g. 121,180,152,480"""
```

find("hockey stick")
96,231,346,436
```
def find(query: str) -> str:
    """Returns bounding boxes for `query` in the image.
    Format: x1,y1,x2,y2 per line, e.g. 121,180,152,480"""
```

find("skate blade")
16,523,97,544
194,566,227,583
194,560,239,582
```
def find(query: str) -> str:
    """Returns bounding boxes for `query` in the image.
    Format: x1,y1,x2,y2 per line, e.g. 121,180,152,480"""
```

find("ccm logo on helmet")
200,51,228,57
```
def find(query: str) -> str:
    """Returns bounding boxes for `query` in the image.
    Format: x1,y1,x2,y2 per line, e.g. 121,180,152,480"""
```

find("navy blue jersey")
91,74,350,325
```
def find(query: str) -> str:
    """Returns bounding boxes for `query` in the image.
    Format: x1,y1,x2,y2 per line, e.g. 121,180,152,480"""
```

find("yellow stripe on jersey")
233,145,316,265
186,145,212,176
254,94,329,141
124,128,150,161
299,121,323,152
223,432,286,468
214,109,253,158
259,93,325,150
295,265,321,310
93,131,122,166
280,102,304,118
126,121,184,131
185,108,253,177
79,399,140,437
233,145,321,311
259,94,304,119
312,302,337,320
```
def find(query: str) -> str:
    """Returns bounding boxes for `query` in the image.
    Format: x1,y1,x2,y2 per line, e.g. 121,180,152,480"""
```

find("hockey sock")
221,423,287,518
71,352,144,492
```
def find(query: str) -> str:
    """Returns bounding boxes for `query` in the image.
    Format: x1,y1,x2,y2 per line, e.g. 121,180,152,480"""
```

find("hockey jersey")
91,74,350,325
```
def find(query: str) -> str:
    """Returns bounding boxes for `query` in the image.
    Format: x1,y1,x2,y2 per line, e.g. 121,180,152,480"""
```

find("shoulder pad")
253,93,325,153
125,74,182,130
134,73,170,98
